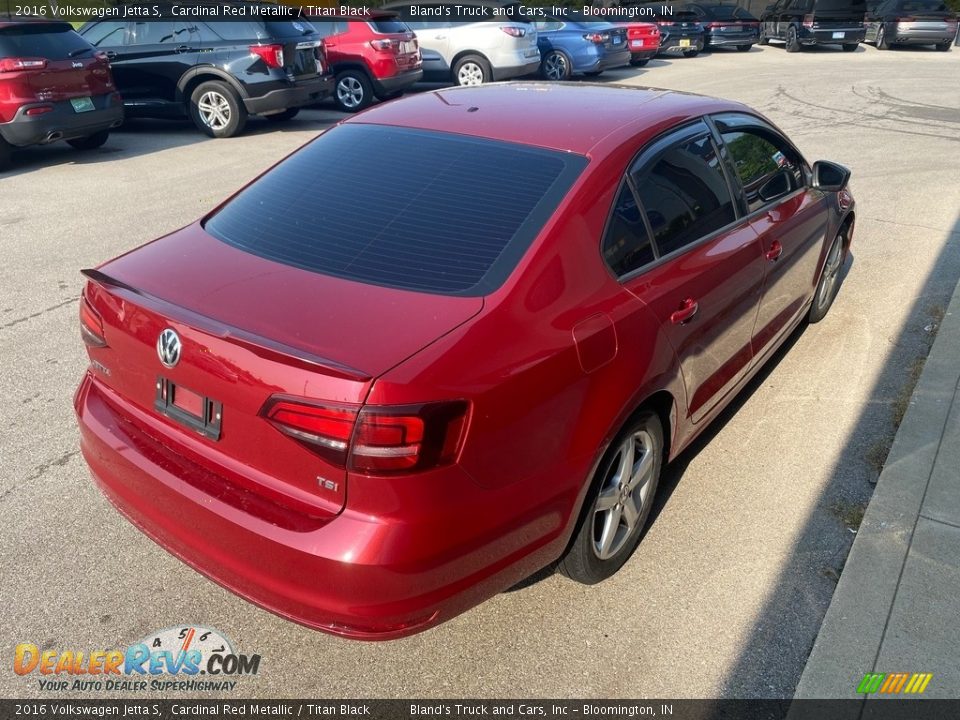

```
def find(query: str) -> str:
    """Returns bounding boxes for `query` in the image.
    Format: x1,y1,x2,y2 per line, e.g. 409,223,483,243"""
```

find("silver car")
401,19,541,85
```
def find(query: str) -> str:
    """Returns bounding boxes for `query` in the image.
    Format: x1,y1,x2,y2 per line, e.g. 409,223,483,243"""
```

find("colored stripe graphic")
857,672,932,694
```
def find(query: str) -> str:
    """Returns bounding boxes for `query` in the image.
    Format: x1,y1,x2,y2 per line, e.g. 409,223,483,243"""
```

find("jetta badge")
157,328,181,368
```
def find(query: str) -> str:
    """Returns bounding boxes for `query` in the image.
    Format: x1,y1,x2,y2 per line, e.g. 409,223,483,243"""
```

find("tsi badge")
13,625,261,693
157,328,181,368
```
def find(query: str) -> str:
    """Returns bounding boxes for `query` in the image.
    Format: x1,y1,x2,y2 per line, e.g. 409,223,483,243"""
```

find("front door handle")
765,240,783,261
175,45,194,53
670,298,699,325
104,50,117,60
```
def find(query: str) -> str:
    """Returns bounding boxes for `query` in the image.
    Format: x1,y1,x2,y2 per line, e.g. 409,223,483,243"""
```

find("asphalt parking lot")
2,43,959,700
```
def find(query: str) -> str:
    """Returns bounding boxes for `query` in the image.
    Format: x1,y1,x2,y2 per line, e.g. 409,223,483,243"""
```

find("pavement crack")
0,450,81,503
0,296,79,331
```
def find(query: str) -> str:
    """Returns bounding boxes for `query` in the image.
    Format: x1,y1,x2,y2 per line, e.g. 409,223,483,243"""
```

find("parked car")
615,20,661,65
0,20,123,170
533,19,631,79
381,2,540,85
679,2,761,51
76,82,855,639
77,18,334,137
760,0,867,51
623,6,707,57
309,15,422,112
865,0,957,50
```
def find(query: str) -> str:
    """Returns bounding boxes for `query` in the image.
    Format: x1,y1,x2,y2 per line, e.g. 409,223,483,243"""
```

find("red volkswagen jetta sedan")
76,83,855,639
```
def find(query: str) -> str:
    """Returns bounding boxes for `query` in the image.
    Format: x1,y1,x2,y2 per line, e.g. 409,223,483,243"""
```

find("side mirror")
812,160,851,192
758,171,791,203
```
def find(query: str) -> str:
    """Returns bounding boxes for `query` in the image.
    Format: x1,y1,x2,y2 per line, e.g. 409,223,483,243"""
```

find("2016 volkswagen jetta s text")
76,83,855,639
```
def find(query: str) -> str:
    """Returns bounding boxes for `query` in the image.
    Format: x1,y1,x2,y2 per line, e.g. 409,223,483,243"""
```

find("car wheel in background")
541,50,572,81
737,44,752,52
935,40,952,51
453,55,491,86
334,70,373,113
683,48,700,57
630,57,650,66
558,411,664,584
876,24,890,49
809,231,846,323
842,43,859,52
67,129,110,150
189,81,247,138
786,25,802,52
265,108,300,122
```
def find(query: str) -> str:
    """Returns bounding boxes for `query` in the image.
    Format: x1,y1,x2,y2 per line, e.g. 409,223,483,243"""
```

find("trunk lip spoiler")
81,268,373,383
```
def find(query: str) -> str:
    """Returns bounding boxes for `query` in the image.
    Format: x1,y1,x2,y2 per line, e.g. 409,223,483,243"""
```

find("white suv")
402,20,541,85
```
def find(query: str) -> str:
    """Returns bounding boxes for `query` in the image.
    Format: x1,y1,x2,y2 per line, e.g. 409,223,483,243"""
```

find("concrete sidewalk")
795,277,960,703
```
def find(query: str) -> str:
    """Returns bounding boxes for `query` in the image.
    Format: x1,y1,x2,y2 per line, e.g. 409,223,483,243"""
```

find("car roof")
347,82,751,156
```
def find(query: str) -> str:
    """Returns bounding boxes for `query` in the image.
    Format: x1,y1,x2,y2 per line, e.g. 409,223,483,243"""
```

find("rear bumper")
657,35,706,53
0,95,123,148
705,30,759,46
371,67,423,97
243,75,334,115
888,23,955,43
75,373,565,639
800,27,866,44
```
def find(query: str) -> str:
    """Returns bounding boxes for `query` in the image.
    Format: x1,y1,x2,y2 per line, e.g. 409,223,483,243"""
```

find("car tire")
189,80,247,138
558,411,663,585
630,57,650,67
935,40,952,51
265,108,300,122
334,70,373,113
737,44,752,52
67,129,110,150
842,43,859,52
808,231,846,324
541,50,572,81
876,24,891,49
0,137,11,171
786,25,802,52
682,48,700,57
453,55,491,86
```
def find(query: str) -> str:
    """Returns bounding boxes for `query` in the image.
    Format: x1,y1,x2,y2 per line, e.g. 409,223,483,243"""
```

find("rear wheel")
334,70,373,113
630,57,650,67
809,231,846,323
265,107,299,122
842,43,859,52
935,40,952,51
453,55,491,86
737,44,752,52
558,412,663,584
541,50,572,81
189,81,247,138
786,25,802,52
876,24,890,49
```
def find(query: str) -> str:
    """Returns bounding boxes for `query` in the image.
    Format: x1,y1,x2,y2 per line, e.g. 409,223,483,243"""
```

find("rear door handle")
765,240,784,261
104,50,117,60
670,298,699,325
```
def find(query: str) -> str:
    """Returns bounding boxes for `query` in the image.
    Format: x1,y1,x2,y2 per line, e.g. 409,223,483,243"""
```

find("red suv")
309,16,421,112
0,21,123,170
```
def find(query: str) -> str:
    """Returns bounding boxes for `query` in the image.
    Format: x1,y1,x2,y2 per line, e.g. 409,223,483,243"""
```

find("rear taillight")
706,21,724,28
250,44,284,69
803,13,815,28
583,32,609,43
500,26,527,38
80,294,107,348
0,57,47,73
262,397,469,474
370,38,400,52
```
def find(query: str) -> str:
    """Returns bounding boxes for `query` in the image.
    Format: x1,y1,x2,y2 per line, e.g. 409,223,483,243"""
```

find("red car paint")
618,21,661,62
76,83,854,639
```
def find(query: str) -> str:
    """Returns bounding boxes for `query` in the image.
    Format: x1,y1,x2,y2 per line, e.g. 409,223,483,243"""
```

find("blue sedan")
533,19,633,80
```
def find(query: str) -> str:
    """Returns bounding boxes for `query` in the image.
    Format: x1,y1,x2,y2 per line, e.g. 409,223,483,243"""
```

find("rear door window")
0,23,93,59
603,185,656,277
631,134,736,258
204,124,587,296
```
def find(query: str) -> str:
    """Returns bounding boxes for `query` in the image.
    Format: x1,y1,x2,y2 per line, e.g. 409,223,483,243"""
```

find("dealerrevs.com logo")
13,626,261,692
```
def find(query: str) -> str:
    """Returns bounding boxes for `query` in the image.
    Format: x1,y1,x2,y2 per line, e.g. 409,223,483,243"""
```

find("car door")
763,0,787,38
712,113,830,358
113,21,200,106
407,20,453,75
609,122,767,425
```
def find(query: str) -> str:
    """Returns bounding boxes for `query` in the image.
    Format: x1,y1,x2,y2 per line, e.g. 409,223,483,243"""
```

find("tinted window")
721,130,802,212
0,23,92,59
129,22,194,45
205,125,587,296
80,21,126,47
206,21,316,41
406,20,453,29
814,0,866,10
369,19,411,33
603,185,656,277
633,135,736,257
900,0,948,11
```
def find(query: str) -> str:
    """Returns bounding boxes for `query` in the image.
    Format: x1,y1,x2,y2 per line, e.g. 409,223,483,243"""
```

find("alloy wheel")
817,235,844,312
456,61,485,86
544,53,568,80
197,91,231,131
337,76,365,110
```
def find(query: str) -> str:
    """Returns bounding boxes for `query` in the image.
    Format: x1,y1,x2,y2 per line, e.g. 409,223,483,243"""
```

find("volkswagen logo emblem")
157,328,181,369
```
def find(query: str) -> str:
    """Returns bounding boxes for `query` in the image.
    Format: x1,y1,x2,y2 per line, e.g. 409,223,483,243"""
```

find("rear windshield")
0,23,93,59
369,18,411,33
699,5,757,19
206,20,317,41
814,0,867,10
900,0,949,10
204,124,587,296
